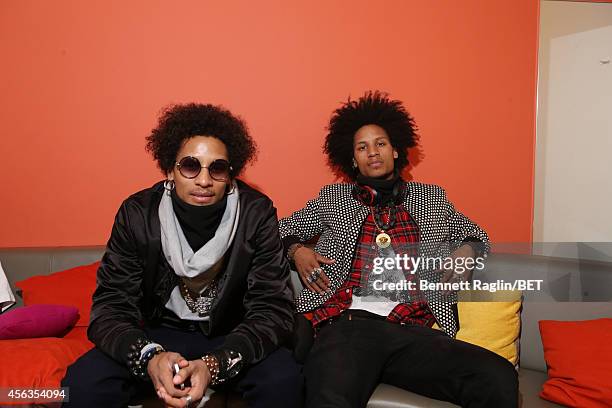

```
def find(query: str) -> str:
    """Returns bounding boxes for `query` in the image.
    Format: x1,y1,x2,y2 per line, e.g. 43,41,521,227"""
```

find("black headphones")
351,178,405,206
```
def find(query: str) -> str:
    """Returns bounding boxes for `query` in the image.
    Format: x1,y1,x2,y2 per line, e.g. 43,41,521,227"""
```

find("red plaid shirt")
309,203,436,328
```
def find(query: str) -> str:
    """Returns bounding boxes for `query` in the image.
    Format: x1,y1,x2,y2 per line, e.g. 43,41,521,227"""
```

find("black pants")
304,311,518,408
61,326,303,408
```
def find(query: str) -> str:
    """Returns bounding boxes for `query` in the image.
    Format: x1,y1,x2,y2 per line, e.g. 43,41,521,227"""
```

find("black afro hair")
145,103,257,176
323,91,418,180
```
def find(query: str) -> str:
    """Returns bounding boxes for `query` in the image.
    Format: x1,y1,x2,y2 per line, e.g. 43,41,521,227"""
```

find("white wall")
534,1,612,260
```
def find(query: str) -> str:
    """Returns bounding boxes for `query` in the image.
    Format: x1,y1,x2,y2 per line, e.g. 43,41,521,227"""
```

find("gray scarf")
159,182,240,278
159,183,240,321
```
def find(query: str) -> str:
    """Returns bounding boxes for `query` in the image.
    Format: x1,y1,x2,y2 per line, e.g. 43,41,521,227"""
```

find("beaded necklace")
370,204,397,248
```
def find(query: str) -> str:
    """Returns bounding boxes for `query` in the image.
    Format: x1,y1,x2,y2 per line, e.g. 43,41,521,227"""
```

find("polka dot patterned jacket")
278,181,490,338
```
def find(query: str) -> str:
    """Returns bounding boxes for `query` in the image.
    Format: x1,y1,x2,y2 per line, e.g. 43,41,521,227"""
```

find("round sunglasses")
176,156,232,181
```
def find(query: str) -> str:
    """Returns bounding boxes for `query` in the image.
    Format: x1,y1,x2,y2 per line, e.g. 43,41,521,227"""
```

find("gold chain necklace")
370,206,393,249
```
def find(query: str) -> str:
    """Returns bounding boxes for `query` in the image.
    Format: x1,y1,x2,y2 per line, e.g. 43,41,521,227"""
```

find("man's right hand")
148,351,191,407
293,246,334,294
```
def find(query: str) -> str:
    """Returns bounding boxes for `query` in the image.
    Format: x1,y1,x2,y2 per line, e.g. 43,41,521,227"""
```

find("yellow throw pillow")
433,290,522,365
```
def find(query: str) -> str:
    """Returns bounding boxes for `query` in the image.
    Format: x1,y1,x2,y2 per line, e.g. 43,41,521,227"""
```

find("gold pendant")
376,232,391,248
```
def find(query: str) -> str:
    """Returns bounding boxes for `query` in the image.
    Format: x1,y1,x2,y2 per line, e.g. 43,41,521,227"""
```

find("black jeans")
304,311,518,408
61,326,303,408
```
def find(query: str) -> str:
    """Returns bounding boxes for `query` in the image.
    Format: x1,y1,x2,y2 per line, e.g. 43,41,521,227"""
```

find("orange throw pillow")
15,262,99,327
539,318,612,408
0,334,93,390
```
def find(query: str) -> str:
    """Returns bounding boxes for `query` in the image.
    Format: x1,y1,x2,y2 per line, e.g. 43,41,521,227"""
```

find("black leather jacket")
88,180,295,365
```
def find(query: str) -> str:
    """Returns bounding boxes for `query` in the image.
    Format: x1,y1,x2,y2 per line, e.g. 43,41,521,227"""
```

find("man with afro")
62,103,302,408
280,91,518,407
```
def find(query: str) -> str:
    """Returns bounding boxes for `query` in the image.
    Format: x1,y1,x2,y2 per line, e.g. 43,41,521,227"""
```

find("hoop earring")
352,158,358,169
164,180,175,196
225,182,236,195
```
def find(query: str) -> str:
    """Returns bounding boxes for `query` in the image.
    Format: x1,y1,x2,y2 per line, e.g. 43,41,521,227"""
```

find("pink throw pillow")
0,304,79,339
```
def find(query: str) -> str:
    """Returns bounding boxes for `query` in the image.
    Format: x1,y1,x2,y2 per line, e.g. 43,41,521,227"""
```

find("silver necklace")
180,280,218,317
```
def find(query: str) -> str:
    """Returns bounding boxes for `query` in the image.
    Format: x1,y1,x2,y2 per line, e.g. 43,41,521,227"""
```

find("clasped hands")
148,351,211,408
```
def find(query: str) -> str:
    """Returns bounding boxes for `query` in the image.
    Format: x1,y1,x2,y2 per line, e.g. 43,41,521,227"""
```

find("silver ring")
184,395,192,406
309,271,319,282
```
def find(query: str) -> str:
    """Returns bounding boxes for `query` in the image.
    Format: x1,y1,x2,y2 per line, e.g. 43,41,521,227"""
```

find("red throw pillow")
539,318,612,407
0,304,79,339
0,336,93,389
15,262,99,327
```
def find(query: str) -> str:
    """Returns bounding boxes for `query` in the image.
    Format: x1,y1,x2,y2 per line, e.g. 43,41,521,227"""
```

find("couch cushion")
16,261,99,327
520,302,612,371
0,332,93,389
0,247,105,308
367,384,459,408
455,290,521,365
0,304,79,339
366,369,564,408
483,252,612,371
518,369,565,407
432,290,522,365
539,319,612,407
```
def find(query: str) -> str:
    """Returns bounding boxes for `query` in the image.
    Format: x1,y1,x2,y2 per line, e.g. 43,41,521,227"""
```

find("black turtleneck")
171,189,227,251
356,171,402,205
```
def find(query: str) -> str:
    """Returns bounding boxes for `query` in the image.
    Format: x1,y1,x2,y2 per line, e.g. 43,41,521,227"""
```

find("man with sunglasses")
62,103,301,408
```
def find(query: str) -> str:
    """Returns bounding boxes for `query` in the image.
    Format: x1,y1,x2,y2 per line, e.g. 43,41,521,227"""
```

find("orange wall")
0,1,539,248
